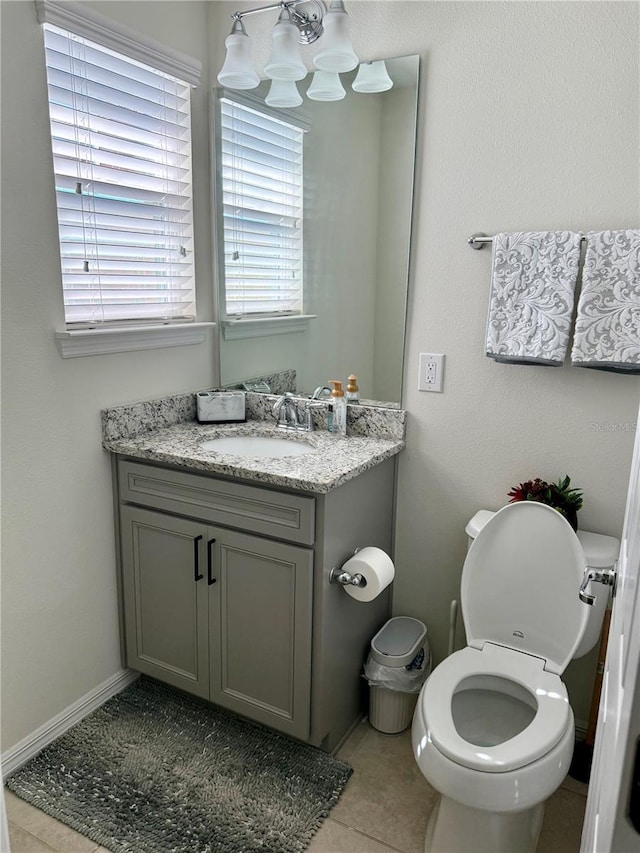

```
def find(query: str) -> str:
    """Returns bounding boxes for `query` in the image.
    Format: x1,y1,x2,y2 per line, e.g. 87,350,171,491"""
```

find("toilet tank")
465,510,620,659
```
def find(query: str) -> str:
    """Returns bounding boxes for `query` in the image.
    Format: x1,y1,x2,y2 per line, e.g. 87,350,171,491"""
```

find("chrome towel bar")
467,232,493,250
468,232,588,250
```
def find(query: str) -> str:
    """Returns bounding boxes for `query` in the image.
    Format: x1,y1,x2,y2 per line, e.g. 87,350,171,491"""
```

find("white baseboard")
2,669,139,779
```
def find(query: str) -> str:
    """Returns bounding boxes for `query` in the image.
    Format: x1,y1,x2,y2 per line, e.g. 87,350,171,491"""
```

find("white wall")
2,0,638,754
0,0,214,750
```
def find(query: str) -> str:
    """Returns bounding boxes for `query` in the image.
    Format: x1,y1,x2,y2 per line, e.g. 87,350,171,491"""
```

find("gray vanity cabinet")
117,463,314,740
208,527,313,739
120,506,210,699
115,455,394,751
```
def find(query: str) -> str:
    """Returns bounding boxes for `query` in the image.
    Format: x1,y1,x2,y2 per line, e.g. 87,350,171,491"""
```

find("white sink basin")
200,435,312,458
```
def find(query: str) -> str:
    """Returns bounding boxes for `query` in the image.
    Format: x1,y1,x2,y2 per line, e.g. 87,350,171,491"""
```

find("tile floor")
5,718,588,853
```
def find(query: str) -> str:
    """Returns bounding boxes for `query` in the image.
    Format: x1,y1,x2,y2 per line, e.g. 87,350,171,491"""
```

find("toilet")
412,501,619,853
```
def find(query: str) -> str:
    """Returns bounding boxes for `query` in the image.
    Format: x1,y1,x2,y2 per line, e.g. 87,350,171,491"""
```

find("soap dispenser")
346,374,360,404
329,380,347,436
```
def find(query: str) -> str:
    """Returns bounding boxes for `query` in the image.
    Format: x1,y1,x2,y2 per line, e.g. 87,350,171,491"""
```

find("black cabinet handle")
193,535,203,582
207,538,217,585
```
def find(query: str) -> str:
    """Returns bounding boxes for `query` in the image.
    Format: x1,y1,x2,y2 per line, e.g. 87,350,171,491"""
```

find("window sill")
55,322,216,358
221,314,316,341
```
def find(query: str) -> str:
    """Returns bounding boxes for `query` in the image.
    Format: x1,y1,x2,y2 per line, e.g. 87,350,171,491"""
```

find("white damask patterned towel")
571,229,640,374
486,231,583,366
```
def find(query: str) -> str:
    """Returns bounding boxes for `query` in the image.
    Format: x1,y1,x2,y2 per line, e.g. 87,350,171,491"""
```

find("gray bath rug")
7,677,352,852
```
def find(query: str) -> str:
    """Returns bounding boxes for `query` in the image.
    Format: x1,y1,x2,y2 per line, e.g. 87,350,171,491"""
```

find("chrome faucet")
311,385,332,400
272,393,302,430
272,394,322,432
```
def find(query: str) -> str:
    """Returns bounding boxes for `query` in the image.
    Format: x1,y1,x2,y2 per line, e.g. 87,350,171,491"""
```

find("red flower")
508,475,583,517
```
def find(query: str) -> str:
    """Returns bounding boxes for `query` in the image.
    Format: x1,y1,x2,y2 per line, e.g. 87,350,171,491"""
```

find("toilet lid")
462,502,589,674
419,644,572,772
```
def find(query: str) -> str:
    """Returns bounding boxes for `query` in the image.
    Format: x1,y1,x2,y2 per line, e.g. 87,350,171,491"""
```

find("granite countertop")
103,419,405,494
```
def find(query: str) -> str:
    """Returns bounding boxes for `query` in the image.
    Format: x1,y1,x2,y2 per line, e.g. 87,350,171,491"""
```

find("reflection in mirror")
213,55,419,406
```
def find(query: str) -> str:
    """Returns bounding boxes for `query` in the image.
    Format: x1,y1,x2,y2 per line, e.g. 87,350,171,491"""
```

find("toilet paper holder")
329,549,367,588
329,566,368,588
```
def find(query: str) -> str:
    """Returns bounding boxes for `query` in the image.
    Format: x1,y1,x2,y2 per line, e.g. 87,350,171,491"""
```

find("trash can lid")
370,616,427,667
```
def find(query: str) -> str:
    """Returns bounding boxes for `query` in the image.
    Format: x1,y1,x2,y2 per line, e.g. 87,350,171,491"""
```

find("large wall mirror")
212,55,419,406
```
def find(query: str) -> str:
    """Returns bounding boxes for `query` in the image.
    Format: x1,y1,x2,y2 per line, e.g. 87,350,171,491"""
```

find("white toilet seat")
420,643,570,773
461,502,588,674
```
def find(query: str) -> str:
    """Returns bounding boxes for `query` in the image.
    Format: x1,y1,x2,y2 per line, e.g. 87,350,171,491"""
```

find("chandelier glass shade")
312,1,358,73
217,19,261,90
352,60,393,93
264,9,308,80
265,78,303,107
306,70,345,101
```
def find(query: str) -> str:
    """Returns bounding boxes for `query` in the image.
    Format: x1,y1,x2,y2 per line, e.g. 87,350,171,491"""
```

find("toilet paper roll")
341,546,395,602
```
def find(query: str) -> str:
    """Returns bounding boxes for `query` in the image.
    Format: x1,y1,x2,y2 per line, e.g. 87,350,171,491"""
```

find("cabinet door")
120,506,209,698
208,528,313,740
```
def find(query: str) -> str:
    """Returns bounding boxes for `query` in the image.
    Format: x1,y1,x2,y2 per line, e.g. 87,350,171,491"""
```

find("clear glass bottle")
345,374,360,404
329,380,347,436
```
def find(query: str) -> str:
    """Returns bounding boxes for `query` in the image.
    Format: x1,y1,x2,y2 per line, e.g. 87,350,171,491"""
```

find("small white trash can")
364,616,430,734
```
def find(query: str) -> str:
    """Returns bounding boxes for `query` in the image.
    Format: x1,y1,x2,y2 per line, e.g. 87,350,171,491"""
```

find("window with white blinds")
42,23,196,327
220,97,304,317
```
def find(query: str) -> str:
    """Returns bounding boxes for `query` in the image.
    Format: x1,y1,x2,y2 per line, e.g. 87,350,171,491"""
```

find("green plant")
508,475,583,528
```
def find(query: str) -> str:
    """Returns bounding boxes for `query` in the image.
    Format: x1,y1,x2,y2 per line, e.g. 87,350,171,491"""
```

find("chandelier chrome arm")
230,1,326,45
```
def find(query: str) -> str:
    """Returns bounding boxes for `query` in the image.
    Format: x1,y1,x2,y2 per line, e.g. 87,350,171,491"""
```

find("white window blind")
42,23,196,327
220,97,304,317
